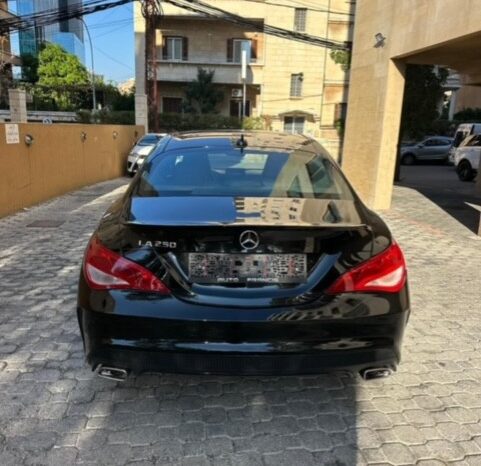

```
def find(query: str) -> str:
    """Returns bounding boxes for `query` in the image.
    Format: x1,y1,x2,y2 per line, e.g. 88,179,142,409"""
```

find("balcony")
156,60,263,85
154,16,264,85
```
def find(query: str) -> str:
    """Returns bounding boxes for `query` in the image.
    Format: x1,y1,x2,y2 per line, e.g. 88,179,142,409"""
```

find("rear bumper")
77,288,409,376
85,340,399,376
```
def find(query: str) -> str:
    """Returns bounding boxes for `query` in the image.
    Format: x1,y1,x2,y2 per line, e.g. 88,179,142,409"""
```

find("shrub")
242,117,264,130
158,113,242,131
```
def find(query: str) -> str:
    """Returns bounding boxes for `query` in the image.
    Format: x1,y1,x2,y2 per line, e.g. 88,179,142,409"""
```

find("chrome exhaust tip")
95,365,129,381
360,367,393,381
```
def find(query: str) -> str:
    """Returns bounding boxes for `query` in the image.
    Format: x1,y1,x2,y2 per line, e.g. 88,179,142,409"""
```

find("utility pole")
141,0,162,132
79,17,96,112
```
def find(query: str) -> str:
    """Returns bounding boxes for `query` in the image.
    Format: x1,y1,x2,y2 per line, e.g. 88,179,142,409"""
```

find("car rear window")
135,147,354,200
138,135,161,146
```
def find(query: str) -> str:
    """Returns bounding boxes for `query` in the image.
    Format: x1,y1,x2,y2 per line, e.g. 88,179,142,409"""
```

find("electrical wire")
241,0,354,16
285,0,354,16
93,44,134,70
1,0,350,51
0,0,134,34
163,0,349,50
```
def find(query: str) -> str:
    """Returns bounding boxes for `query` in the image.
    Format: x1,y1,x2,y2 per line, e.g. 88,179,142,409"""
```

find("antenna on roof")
236,134,248,151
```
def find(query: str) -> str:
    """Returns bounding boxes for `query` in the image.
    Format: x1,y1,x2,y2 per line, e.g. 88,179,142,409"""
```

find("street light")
79,16,96,112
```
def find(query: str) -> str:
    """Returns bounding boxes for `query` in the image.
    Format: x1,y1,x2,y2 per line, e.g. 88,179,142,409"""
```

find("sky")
83,2,135,84
8,1,136,84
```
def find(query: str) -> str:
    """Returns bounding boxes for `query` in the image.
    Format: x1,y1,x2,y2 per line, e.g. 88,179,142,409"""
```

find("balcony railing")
156,61,263,85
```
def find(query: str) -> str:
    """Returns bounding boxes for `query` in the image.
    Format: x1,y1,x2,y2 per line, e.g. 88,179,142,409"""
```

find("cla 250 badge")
138,240,177,248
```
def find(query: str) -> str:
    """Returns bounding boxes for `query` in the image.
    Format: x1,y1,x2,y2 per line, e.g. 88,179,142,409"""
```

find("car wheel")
402,154,415,165
456,160,475,181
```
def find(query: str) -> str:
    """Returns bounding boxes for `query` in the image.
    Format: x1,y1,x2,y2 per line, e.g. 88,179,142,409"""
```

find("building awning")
278,110,318,122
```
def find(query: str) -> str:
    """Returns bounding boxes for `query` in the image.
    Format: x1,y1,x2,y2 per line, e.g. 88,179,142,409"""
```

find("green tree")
20,53,39,84
38,43,89,87
184,68,224,114
400,65,448,139
330,50,351,71
110,86,135,111
36,43,90,110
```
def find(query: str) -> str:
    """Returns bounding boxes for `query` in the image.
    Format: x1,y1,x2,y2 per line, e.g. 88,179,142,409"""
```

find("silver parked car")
401,137,453,165
126,133,166,176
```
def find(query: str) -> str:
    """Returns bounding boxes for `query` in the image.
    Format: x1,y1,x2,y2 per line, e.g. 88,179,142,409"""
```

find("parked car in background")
453,134,480,181
448,123,481,164
127,133,166,176
78,131,410,382
401,136,453,165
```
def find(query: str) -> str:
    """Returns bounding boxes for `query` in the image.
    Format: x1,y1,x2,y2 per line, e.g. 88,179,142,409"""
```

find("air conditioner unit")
231,89,243,98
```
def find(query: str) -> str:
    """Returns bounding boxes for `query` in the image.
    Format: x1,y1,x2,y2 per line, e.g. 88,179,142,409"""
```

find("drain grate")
26,220,65,228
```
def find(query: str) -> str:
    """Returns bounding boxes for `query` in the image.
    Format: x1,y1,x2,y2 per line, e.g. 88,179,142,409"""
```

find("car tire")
456,160,475,182
402,153,415,165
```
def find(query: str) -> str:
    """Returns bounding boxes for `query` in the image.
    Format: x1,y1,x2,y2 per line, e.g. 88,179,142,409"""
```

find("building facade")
134,0,353,158
17,0,85,63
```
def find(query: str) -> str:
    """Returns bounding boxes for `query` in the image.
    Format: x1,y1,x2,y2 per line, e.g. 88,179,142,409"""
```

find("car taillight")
326,242,407,294
83,236,170,294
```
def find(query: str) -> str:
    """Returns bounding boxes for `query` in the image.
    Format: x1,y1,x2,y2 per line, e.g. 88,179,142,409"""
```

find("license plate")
188,253,307,284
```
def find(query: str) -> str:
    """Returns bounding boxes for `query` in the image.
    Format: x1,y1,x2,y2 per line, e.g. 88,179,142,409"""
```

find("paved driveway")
1,178,481,465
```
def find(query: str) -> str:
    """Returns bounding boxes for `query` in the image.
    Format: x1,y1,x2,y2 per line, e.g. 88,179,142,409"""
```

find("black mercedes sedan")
77,131,409,381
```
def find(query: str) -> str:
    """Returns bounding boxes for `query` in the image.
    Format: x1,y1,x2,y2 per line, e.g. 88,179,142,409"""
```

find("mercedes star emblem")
239,230,260,250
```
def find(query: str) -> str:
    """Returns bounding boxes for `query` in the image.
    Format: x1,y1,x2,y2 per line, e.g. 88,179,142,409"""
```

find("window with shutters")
334,102,347,122
294,8,307,32
284,116,305,134
227,39,257,63
290,73,303,97
162,36,188,61
230,100,251,118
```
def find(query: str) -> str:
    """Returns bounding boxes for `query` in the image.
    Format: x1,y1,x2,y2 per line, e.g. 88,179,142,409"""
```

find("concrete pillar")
135,94,148,132
8,89,28,123
134,2,147,132
342,56,406,210
448,90,458,121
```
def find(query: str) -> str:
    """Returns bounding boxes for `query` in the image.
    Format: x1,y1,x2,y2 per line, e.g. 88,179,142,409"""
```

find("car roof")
162,130,324,155
424,136,453,140
142,133,166,137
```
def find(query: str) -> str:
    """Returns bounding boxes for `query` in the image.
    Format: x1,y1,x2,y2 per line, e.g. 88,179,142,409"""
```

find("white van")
448,123,481,163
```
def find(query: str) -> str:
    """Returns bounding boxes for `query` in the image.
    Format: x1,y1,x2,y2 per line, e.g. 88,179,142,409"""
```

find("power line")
163,0,349,50
0,0,134,34
241,0,354,16
93,44,134,71
2,0,350,50
92,21,134,38
285,0,354,16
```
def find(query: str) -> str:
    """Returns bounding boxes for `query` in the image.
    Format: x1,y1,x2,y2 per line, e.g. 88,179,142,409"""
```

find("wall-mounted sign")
5,124,20,144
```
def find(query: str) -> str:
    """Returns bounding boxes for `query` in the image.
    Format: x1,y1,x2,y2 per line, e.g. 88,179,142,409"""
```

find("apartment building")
134,0,354,158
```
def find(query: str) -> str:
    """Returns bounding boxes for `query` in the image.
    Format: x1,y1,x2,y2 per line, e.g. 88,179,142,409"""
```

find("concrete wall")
0,123,143,218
